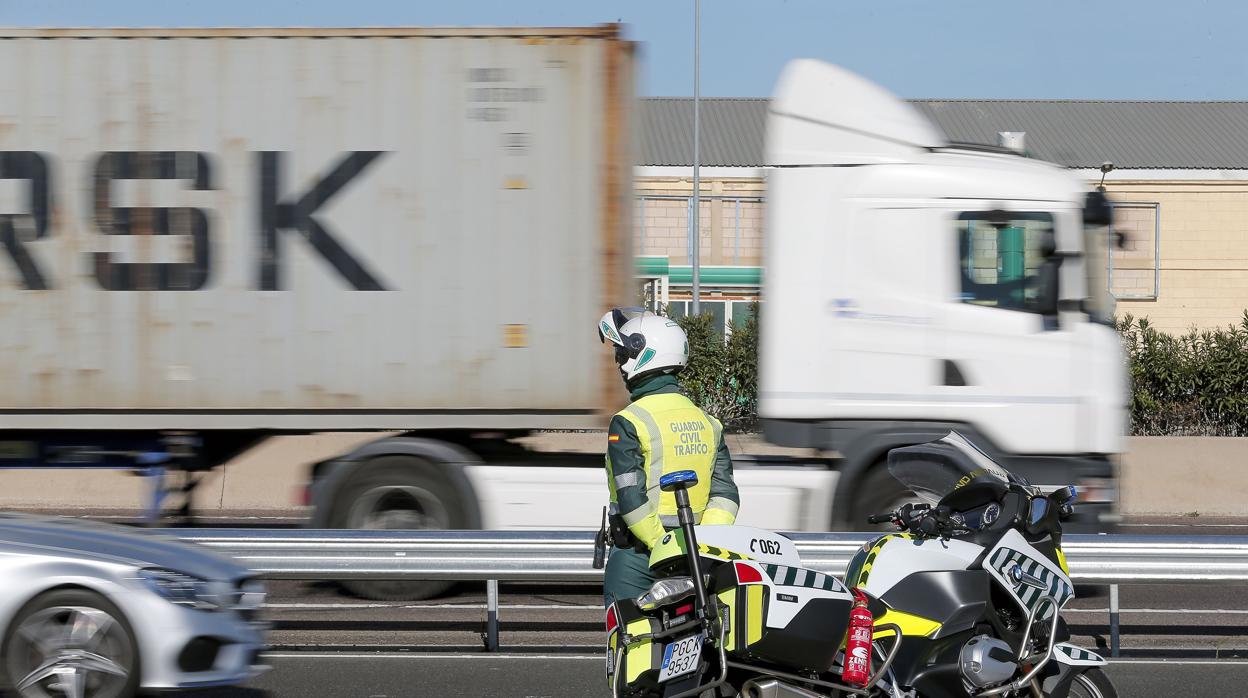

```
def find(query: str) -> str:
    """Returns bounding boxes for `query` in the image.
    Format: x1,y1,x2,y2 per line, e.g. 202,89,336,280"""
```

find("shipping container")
0,26,634,430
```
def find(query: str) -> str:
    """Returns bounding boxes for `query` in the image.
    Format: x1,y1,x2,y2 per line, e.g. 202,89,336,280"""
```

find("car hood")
0,513,251,582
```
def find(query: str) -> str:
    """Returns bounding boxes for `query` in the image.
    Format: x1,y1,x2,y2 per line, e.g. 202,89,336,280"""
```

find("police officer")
597,307,740,607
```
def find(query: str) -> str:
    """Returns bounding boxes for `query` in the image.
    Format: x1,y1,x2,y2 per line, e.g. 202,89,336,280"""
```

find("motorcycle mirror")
1050,485,1077,505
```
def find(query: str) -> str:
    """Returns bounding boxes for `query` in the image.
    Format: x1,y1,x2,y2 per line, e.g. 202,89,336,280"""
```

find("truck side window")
957,212,1055,313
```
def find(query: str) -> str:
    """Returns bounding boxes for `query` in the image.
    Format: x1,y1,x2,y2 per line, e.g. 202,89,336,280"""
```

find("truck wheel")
330,455,474,601
849,461,917,531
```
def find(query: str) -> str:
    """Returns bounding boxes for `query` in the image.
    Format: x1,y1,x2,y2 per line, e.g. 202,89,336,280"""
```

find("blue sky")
5,0,1246,100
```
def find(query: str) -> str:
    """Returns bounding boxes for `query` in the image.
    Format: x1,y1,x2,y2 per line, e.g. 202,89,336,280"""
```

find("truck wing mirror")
1038,229,1057,258
1035,258,1061,317
1084,191,1113,227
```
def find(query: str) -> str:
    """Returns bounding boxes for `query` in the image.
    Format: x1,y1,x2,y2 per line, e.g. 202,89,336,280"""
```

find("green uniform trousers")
603,547,655,608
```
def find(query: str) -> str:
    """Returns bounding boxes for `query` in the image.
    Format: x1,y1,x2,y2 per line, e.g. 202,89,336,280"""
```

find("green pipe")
635,256,761,286
635,256,670,277
668,265,761,286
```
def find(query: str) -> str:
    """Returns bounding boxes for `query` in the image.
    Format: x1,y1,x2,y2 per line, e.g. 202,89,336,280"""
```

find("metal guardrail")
169,530,1248,584
169,529,1248,655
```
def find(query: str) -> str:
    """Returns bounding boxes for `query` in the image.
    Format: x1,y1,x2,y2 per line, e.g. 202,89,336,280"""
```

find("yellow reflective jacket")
605,375,739,548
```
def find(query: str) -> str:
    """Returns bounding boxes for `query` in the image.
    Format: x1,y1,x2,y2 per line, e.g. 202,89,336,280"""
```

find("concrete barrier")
1120,436,1248,516
1,433,1245,517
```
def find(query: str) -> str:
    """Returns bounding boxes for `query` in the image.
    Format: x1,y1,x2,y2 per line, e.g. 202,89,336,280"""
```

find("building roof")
638,97,1248,170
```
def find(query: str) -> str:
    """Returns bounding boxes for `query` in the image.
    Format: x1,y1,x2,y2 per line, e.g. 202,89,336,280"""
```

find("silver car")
0,514,267,697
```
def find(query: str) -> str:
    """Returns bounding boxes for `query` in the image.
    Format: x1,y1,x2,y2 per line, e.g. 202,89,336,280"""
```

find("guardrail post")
486,579,500,652
1109,584,1120,658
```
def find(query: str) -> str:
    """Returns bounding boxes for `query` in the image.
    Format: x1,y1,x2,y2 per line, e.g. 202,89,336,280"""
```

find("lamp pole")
691,0,702,315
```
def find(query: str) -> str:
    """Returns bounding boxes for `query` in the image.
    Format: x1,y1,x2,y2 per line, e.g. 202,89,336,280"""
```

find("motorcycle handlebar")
866,513,894,524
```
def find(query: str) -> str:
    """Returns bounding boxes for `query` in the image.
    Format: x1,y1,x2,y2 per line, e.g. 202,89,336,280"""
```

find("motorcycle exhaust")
741,678,826,698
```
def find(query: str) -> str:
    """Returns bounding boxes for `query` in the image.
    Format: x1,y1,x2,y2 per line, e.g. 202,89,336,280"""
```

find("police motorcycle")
601,470,906,698
848,431,1118,698
599,431,1117,698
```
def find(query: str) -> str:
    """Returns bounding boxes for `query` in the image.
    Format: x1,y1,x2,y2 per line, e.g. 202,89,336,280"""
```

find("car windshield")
887,432,1015,505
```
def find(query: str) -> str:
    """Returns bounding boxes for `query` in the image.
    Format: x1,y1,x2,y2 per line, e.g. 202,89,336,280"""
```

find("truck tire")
329,455,474,601
849,461,916,531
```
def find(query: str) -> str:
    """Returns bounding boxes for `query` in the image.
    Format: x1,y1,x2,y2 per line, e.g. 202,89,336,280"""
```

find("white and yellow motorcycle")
603,431,1116,698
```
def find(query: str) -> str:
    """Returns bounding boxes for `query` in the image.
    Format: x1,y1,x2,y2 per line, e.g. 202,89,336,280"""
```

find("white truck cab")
760,60,1126,529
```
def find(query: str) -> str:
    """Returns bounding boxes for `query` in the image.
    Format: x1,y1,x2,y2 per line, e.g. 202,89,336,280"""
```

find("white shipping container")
0,27,635,430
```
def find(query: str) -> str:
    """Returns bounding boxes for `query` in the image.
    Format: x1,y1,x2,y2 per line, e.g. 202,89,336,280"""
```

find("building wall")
635,177,766,266
1103,181,1248,334
636,174,1248,335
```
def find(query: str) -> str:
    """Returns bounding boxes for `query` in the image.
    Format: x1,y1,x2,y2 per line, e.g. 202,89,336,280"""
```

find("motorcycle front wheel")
1063,667,1118,698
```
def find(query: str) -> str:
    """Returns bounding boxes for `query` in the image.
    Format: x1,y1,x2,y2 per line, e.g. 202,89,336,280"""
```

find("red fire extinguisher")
842,588,874,688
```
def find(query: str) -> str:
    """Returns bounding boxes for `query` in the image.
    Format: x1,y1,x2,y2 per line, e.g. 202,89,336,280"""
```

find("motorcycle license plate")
658,634,703,682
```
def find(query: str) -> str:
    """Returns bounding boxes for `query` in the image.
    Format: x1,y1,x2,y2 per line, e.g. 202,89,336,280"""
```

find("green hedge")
674,306,1248,436
1116,313,1248,436
674,304,759,430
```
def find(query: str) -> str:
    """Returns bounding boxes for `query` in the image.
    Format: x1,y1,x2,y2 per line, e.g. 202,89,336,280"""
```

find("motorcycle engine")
959,635,1018,689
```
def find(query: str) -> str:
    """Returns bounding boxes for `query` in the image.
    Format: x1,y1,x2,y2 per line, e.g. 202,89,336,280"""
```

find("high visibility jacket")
605,377,739,549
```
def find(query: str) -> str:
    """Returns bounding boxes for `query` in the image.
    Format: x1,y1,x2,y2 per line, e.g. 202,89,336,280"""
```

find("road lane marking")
263,603,1248,614
265,604,596,609
1062,608,1248,614
1110,659,1248,665
262,653,1248,665
263,653,602,660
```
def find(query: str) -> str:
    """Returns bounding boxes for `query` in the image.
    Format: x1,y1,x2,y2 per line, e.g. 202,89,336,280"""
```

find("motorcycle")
602,431,1117,698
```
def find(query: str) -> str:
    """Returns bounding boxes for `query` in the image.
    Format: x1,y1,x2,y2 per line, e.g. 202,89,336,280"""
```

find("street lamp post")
691,0,701,316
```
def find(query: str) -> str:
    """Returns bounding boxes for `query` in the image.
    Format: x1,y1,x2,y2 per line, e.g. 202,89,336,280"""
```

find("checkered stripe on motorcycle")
1058,645,1099,662
760,564,846,592
988,547,1073,613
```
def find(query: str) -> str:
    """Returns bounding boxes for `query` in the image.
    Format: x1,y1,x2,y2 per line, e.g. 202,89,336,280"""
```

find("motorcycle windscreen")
886,431,1014,505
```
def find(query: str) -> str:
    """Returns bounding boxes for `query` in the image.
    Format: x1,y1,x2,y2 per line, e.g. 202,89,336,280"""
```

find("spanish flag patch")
608,434,621,443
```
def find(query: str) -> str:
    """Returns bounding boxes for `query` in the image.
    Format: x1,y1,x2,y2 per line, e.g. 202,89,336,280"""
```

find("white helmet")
598,307,689,385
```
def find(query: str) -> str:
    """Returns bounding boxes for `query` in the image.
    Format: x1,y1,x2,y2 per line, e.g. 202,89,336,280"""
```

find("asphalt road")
185,654,1248,697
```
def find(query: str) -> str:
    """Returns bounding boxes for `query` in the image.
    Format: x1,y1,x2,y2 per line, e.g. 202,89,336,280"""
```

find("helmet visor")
598,307,647,347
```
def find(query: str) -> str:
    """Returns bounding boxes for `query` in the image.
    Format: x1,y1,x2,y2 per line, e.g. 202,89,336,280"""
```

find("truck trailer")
0,28,1123,600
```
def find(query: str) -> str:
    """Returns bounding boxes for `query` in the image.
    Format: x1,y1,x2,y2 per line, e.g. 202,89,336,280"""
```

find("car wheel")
3,588,140,698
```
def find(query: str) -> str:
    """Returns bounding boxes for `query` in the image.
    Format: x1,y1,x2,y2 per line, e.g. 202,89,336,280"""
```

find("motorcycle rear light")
637,577,696,611
674,603,694,617
606,605,618,634
734,561,764,585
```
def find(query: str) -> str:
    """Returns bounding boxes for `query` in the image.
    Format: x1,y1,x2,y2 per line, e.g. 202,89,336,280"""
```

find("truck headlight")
138,568,225,611
637,577,696,611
